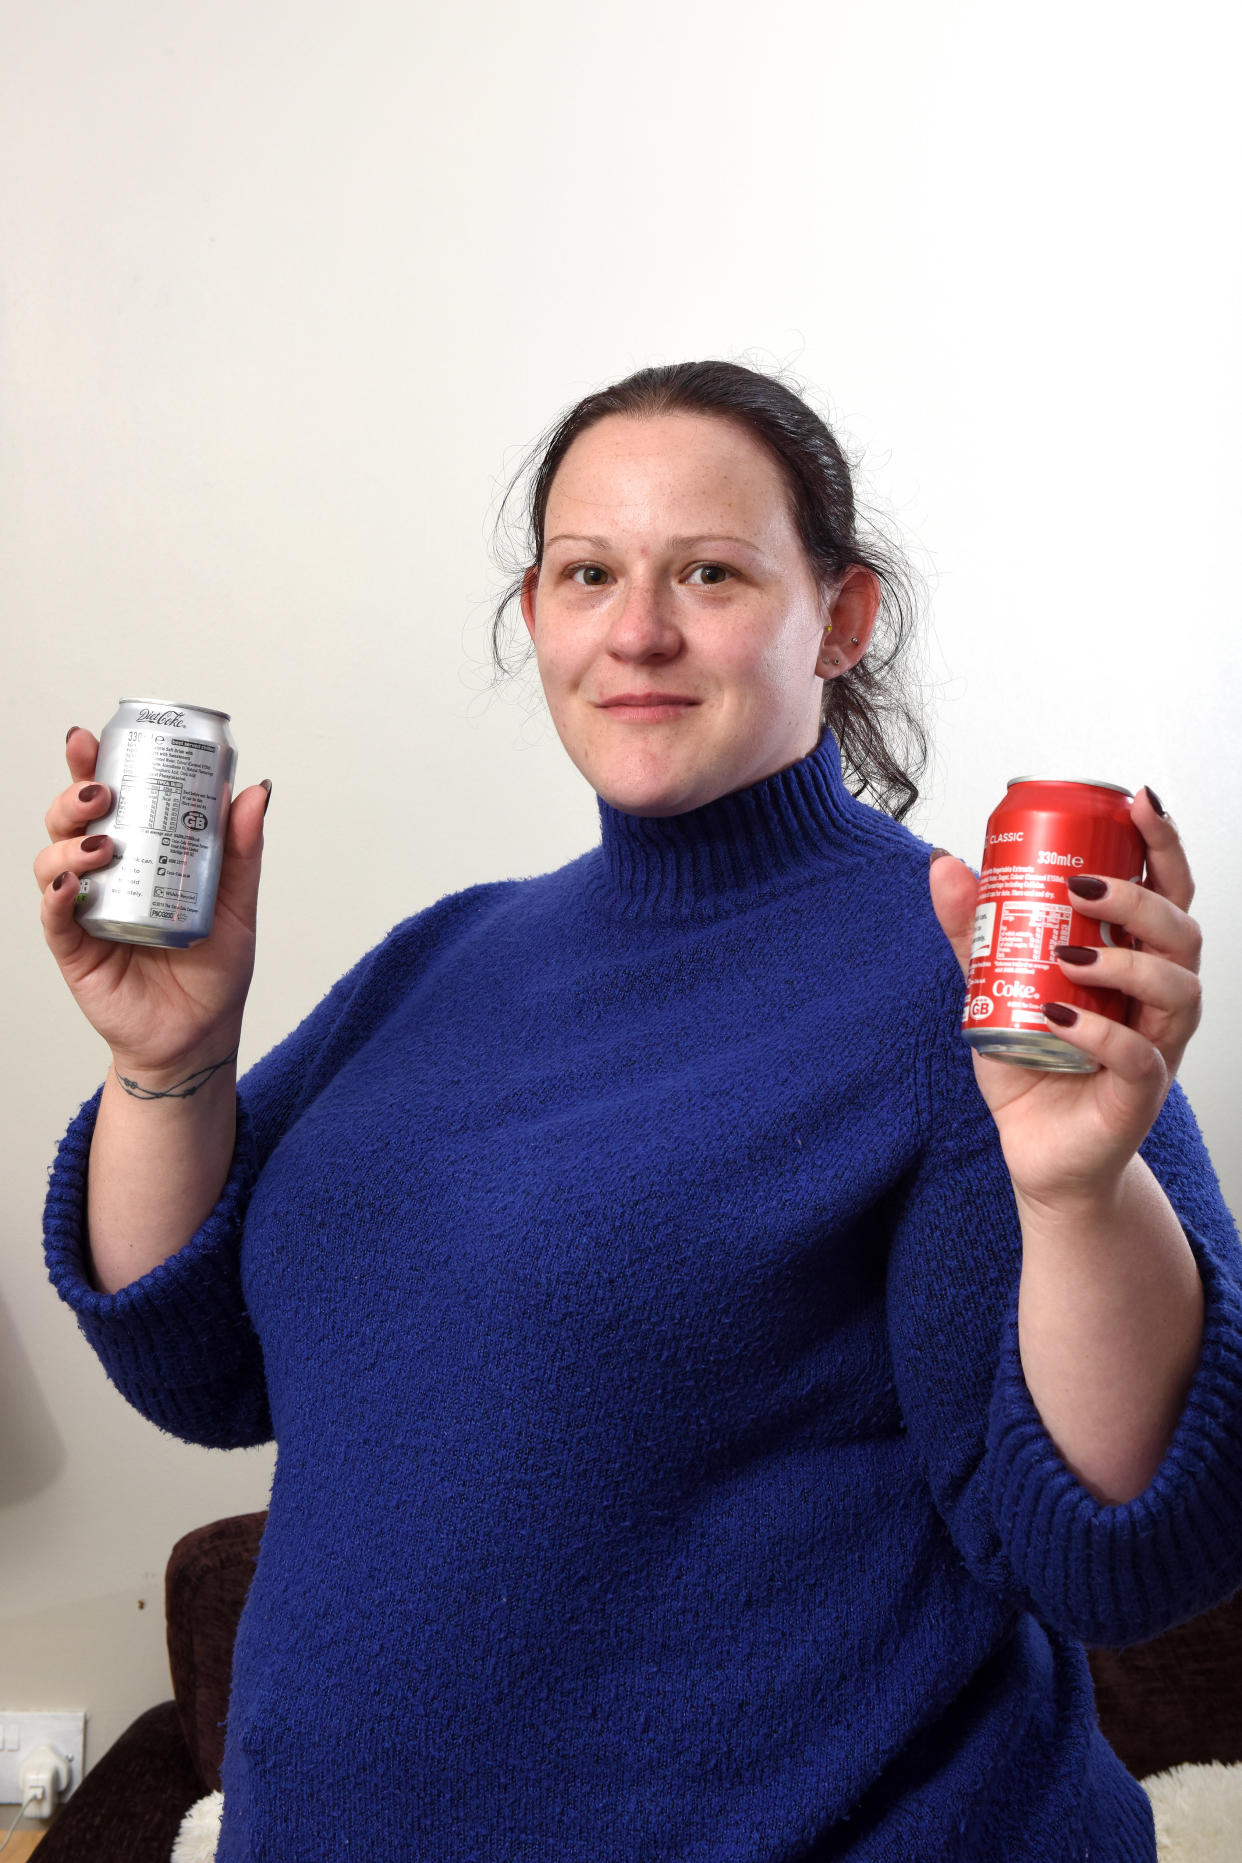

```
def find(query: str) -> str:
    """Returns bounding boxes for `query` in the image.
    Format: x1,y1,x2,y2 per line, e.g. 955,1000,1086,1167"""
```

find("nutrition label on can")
972,864,1072,972
113,734,220,841
995,898,1072,967
101,731,222,926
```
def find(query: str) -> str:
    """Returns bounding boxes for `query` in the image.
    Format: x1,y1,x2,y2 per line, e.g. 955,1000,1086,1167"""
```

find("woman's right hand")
35,726,271,1081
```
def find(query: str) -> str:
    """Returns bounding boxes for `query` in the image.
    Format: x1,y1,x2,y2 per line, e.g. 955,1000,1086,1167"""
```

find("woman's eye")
564,562,733,588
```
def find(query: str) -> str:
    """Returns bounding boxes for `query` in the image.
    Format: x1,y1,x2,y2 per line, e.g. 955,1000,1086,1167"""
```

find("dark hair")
489,360,928,822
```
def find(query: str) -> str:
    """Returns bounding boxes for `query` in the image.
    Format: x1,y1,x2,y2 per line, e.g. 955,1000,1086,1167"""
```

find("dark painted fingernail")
1052,943,1099,965
929,846,950,865
260,778,272,815
1042,1002,1079,1027
80,833,109,852
1145,785,1166,818
79,783,103,805
1067,875,1109,900
52,870,74,891
66,726,81,743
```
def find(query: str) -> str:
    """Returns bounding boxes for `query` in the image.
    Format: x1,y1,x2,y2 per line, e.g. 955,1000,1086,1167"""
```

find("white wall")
4,0,1239,1782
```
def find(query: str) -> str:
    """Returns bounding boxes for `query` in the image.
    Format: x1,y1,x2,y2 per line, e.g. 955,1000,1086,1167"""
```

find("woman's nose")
603,575,681,654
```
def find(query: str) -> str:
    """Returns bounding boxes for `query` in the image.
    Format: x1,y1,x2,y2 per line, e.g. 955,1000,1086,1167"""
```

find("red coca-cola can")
962,776,1145,1073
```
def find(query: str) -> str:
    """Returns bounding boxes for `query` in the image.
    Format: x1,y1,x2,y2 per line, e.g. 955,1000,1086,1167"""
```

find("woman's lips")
599,700,699,720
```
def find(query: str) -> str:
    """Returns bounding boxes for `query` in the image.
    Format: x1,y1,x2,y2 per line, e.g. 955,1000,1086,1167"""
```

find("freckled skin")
520,412,879,818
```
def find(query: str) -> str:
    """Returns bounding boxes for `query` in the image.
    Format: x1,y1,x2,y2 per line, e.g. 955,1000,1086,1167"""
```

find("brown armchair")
31,1512,1242,1859
35,1514,267,1863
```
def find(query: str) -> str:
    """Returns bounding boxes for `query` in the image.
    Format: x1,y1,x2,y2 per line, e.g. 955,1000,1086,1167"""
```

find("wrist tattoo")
114,1044,240,1101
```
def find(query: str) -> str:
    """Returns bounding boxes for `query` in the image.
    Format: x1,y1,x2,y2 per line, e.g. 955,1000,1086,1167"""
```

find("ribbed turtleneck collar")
585,728,906,922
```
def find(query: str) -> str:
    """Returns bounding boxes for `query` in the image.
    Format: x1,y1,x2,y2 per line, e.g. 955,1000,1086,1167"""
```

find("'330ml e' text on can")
74,699,237,948
962,776,1144,1074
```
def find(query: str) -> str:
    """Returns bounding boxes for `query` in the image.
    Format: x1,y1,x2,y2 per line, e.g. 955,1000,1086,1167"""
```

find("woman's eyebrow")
667,533,761,553
544,532,761,552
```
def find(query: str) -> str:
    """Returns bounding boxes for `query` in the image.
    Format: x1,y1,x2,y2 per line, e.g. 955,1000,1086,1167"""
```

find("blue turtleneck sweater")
44,730,1242,1861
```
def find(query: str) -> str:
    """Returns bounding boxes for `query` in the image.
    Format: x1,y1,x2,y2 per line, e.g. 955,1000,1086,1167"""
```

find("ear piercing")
824,627,859,667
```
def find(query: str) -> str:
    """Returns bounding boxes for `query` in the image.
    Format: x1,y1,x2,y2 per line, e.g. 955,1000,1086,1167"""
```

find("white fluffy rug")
169,1767,1242,1862
170,1790,222,1863
1142,1761,1242,1862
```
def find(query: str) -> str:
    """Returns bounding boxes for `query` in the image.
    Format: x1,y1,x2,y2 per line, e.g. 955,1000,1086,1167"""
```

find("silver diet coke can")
75,699,237,948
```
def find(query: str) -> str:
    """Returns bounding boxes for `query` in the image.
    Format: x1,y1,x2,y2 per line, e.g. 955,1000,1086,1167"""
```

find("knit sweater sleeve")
42,906,455,1450
884,958,1242,1647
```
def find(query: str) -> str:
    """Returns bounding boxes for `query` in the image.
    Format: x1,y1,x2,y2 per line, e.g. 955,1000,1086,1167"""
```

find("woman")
38,362,1242,1861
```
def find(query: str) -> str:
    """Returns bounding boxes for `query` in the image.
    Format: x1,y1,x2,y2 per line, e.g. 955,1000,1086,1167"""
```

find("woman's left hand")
929,786,1204,1211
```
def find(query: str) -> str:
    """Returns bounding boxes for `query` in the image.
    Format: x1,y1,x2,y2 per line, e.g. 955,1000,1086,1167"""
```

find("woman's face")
521,411,875,817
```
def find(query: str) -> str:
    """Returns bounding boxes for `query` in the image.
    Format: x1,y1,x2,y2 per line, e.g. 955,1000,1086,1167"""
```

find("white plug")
17,1744,71,1821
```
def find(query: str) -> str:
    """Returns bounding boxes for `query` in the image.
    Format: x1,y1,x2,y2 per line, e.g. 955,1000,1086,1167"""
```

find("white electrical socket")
0,1712,85,1809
